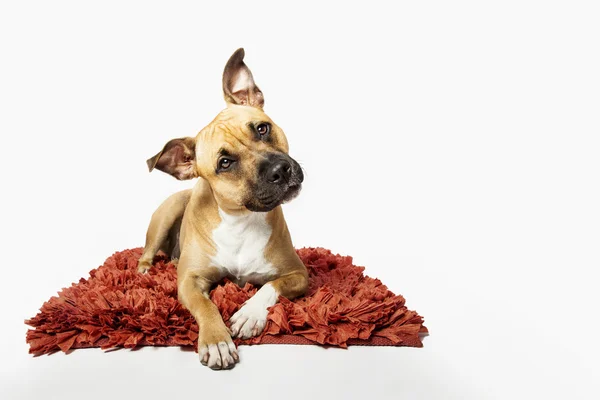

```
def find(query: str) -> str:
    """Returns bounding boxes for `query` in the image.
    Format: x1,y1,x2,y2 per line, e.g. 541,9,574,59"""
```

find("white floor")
6,316,599,399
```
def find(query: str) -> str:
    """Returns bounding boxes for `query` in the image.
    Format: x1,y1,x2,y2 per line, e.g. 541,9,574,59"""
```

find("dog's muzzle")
245,153,304,212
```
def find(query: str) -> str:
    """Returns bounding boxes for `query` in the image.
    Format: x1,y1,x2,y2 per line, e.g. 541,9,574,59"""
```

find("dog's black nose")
266,160,292,184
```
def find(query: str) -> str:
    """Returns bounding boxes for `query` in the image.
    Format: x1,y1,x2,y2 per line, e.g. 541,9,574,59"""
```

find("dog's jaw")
245,182,303,212
282,183,302,203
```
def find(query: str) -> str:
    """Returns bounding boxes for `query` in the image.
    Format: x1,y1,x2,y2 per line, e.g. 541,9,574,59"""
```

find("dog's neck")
192,177,246,214
186,178,272,235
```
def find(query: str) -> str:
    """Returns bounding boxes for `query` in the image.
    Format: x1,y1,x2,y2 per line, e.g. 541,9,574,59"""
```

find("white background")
1,1,599,399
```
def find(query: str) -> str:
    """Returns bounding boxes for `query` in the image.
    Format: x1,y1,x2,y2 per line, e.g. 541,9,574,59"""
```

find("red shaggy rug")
25,248,428,355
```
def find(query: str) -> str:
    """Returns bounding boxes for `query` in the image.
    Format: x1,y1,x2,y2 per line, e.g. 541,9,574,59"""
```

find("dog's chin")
245,184,302,212
281,183,302,204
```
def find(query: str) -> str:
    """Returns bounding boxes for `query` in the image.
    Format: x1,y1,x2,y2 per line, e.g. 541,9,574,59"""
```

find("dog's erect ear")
222,48,264,108
146,137,197,180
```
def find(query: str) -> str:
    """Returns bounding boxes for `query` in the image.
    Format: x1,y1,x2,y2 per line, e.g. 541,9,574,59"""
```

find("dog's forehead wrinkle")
214,122,234,135
227,132,251,152
213,120,250,141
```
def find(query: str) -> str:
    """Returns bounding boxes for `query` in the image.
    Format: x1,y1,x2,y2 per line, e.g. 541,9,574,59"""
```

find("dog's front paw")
198,324,239,370
137,261,152,274
230,303,269,339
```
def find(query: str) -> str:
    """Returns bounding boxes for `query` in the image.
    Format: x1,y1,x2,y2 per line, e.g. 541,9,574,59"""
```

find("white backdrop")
1,1,599,399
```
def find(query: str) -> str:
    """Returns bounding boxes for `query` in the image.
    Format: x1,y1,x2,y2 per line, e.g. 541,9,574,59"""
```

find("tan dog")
138,49,308,370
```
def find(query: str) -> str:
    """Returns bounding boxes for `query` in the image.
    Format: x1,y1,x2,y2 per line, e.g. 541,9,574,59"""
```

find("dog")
137,48,308,370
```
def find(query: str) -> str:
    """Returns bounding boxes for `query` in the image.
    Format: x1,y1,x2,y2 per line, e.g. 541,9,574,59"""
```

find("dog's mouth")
245,183,302,212
244,153,304,212
281,182,302,203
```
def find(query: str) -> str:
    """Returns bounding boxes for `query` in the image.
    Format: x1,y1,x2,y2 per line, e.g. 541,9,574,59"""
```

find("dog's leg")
138,190,191,273
138,217,173,273
230,271,308,339
178,269,239,369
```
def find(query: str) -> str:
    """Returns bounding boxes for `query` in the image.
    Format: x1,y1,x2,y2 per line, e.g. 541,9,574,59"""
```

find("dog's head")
147,48,303,213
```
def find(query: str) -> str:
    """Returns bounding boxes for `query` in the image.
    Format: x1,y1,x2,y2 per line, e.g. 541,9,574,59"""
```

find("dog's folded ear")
222,48,265,108
146,137,198,180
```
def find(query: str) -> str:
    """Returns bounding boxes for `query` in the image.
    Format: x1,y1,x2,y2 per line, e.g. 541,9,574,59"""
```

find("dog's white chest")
210,209,275,284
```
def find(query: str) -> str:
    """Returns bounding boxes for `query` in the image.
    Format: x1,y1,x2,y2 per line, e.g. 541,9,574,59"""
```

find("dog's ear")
146,137,198,180
222,48,264,108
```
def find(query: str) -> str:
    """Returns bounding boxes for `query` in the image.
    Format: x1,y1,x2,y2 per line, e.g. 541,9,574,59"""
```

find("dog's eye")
256,123,270,137
219,158,233,170
218,157,235,172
